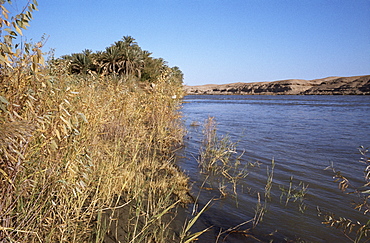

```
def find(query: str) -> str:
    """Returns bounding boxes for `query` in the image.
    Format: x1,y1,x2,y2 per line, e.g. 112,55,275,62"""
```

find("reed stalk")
1,58,190,242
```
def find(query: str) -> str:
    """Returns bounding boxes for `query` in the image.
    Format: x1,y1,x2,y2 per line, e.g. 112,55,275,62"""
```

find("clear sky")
11,0,370,85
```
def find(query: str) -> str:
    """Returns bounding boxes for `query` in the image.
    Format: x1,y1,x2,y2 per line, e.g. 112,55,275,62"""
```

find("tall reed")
197,117,248,198
1,55,190,242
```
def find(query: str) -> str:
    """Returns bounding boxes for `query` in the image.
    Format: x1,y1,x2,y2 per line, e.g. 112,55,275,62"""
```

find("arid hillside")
184,75,370,95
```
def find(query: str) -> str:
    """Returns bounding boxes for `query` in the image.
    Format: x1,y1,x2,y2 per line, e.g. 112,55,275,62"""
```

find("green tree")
170,66,184,85
56,35,183,84
96,45,121,75
69,49,95,74
141,57,168,82
119,46,143,77
114,36,143,77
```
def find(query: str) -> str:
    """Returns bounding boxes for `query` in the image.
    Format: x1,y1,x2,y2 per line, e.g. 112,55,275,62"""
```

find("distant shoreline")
184,75,370,95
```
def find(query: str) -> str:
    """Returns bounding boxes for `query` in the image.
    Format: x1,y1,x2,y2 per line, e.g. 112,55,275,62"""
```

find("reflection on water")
177,95,370,242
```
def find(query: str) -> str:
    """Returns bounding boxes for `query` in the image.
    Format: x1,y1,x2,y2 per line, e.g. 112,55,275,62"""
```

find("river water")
176,95,370,242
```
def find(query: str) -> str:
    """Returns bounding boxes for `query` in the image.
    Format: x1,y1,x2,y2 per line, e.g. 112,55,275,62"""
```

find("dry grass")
1,59,190,242
197,117,248,198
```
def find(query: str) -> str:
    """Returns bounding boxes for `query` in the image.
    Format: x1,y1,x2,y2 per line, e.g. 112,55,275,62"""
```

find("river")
176,95,370,242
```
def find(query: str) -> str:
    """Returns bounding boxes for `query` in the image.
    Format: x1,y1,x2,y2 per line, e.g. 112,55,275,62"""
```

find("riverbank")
1,3,194,240
1,70,191,242
184,75,370,95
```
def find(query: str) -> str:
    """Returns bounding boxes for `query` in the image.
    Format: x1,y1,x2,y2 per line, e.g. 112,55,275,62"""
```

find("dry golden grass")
1,59,190,242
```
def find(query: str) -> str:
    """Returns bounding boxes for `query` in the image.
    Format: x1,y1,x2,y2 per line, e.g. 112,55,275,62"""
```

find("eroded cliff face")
184,75,370,95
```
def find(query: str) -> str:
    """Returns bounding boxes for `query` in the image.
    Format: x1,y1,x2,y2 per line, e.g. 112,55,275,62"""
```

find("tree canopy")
60,36,183,85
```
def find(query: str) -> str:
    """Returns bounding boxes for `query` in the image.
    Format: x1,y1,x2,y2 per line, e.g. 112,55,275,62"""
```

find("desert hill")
184,75,370,95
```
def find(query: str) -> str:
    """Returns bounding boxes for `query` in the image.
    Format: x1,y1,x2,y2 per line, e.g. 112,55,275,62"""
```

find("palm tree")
118,47,144,77
122,35,138,47
170,66,184,84
68,49,94,74
66,36,171,80
112,36,144,77
141,57,168,82
96,46,121,75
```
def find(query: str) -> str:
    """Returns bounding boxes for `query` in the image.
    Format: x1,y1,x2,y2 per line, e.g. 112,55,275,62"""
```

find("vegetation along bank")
0,1,194,242
1,1,369,242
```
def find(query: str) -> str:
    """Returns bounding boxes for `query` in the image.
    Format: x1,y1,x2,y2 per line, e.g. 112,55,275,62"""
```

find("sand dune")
184,75,370,95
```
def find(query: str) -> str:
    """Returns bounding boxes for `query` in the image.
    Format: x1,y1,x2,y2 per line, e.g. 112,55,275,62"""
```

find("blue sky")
12,0,370,85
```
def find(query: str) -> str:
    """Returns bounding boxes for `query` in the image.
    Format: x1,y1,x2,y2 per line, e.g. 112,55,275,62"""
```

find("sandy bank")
184,75,370,95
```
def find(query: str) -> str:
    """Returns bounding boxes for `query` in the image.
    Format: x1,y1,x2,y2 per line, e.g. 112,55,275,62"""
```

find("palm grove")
58,35,184,85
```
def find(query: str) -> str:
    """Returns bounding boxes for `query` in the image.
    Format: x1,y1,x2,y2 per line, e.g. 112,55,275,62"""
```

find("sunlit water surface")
176,95,370,242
